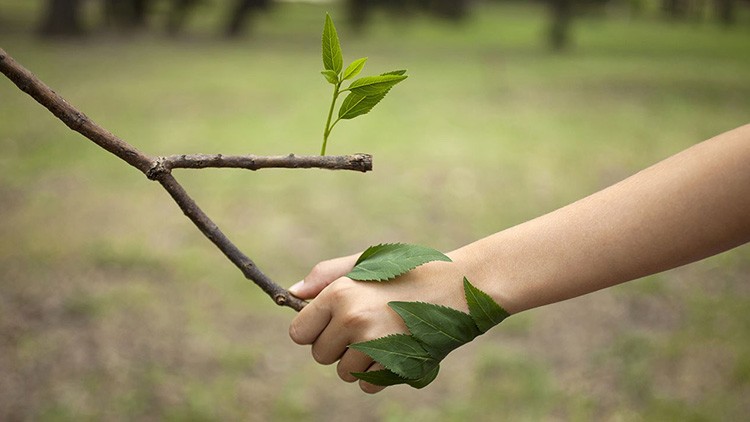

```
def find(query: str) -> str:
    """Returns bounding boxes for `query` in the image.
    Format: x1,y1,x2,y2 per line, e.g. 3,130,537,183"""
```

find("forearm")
452,124,750,314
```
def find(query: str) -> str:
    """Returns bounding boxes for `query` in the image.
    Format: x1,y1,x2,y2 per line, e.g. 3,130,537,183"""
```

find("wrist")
447,238,531,315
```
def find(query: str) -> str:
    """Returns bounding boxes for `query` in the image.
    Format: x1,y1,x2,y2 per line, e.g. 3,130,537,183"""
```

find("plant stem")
321,81,341,156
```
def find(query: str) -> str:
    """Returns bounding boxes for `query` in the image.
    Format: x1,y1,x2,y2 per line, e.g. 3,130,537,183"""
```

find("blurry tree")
347,0,471,31
166,0,202,35
38,0,85,36
548,0,573,51
224,0,273,37
714,0,736,25
103,0,151,29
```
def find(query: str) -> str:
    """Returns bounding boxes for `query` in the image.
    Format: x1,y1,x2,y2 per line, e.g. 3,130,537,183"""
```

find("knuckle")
288,320,305,345
341,310,368,330
309,262,329,280
311,345,333,365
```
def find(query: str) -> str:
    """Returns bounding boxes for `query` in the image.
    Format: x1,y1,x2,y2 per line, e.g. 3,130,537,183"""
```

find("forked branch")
0,47,373,312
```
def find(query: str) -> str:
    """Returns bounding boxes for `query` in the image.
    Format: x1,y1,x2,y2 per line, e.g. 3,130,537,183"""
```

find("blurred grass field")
2,1,750,420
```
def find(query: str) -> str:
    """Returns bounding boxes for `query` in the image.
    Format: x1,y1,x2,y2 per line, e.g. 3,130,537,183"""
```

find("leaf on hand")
349,334,436,379
321,69,339,84
351,369,407,386
348,74,407,96
343,57,368,81
405,364,440,389
322,13,343,74
347,243,452,282
464,277,509,333
388,301,480,360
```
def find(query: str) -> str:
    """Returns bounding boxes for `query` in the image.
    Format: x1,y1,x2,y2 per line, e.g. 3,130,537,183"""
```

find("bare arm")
289,124,750,393
456,123,750,313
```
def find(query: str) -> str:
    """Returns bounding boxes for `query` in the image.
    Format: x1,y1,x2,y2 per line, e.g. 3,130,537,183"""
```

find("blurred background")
1,0,749,420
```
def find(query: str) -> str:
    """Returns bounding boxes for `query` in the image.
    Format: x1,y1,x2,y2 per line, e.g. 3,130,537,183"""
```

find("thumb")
289,253,359,299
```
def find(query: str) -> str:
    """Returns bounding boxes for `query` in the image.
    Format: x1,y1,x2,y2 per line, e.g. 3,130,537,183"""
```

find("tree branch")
152,153,372,175
1,47,369,312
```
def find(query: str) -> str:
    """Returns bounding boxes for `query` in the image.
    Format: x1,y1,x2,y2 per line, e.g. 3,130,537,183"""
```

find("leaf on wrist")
346,243,451,282
464,277,510,333
389,301,480,360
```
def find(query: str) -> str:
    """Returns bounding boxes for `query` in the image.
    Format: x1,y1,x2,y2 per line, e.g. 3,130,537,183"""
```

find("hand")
288,252,467,393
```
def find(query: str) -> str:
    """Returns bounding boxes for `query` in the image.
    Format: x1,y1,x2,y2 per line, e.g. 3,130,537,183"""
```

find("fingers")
336,349,373,383
310,317,351,365
337,351,386,394
289,254,360,299
359,363,387,394
289,298,331,346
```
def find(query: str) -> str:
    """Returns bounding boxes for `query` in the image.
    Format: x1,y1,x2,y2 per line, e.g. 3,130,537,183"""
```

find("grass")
1,1,749,420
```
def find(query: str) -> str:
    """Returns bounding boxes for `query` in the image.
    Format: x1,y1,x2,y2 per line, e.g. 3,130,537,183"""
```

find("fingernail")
288,280,304,295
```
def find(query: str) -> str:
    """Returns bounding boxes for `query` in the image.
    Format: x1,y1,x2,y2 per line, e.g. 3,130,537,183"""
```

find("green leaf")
338,91,386,120
389,301,480,360
322,13,343,74
382,69,407,76
343,57,368,81
349,334,436,379
352,365,440,389
351,369,407,386
348,74,408,96
464,277,510,333
347,243,452,282
406,364,440,389
321,69,339,84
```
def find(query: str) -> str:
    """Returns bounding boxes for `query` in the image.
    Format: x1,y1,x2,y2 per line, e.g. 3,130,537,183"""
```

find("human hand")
288,252,467,393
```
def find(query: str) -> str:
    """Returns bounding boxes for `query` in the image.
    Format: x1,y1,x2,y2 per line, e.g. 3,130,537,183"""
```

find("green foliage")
347,243,510,388
321,13,342,74
318,13,408,155
464,277,510,333
346,243,452,282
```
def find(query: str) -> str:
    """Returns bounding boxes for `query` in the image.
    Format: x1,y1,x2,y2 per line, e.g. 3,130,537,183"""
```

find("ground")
1,1,749,420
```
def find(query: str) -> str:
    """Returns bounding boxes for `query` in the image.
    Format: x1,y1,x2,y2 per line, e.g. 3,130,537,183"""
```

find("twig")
0,48,372,312
152,153,372,175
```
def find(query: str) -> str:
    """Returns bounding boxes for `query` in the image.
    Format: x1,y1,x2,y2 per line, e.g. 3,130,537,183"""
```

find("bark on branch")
0,47,372,312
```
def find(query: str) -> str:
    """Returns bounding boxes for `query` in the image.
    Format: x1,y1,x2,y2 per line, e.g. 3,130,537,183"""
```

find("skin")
289,124,750,394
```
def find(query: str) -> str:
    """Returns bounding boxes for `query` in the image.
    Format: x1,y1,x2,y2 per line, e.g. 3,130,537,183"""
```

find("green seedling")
319,13,408,155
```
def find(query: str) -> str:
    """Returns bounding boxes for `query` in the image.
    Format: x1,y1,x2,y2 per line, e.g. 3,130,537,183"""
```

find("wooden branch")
1,48,369,312
153,153,372,175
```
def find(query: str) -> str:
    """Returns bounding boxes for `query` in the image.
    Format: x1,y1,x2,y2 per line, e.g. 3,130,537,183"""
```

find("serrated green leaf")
382,69,407,76
347,243,452,282
351,361,440,389
464,277,509,333
351,369,407,386
348,74,407,96
338,91,387,120
322,13,343,73
343,57,368,81
406,364,440,388
349,334,436,379
389,301,480,360
321,69,339,84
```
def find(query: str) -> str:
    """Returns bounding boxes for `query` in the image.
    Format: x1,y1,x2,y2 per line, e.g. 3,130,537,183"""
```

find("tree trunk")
38,0,84,37
225,0,270,38
715,0,736,26
549,0,573,51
